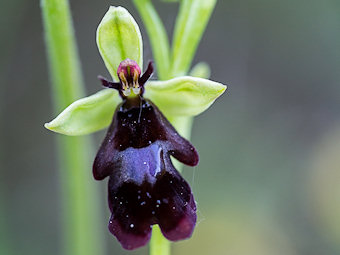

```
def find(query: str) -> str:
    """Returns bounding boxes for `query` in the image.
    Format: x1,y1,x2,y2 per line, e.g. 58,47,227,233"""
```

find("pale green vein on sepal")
45,89,121,136
145,76,226,117
97,6,143,81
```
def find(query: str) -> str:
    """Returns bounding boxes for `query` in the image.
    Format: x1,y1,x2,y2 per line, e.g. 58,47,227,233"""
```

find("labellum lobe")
93,59,199,250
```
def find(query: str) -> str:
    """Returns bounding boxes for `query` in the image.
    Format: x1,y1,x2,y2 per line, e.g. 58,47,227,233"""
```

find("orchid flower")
45,6,226,250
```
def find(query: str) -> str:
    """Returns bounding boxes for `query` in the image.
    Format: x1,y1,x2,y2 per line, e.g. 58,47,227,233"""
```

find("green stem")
132,0,171,80
150,226,171,255
40,1,105,255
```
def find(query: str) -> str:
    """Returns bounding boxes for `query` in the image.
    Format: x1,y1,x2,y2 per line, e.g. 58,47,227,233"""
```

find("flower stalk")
40,1,105,255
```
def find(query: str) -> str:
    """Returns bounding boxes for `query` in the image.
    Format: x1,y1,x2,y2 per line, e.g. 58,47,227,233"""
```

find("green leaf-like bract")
97,6,143,81
45,89,120,136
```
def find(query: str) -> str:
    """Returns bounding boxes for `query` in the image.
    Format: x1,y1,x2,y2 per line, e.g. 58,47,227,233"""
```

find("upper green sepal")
97,6,143,81
145,76,226,117
44,89,121,136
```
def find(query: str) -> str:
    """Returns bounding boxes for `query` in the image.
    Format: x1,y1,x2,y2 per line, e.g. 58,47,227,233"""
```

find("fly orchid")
45,6,226,250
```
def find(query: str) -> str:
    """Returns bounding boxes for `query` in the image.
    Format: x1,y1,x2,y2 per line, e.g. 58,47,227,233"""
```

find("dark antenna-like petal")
98,75,121,90
139,61,154,87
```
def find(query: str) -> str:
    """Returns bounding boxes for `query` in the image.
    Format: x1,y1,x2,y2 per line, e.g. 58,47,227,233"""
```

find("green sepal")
145,76,226,117
97,6,143,81
45,89,120,136
45,76,226,136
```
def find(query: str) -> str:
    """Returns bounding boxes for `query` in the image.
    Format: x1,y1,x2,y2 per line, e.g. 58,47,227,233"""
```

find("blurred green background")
1,0,340,254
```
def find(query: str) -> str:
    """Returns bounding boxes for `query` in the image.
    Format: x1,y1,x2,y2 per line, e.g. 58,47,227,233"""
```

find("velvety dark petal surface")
154,170,196,241
108,178,155,250
93,98,198,180
108,215,152,250
107,154,196,249
93,97,199,249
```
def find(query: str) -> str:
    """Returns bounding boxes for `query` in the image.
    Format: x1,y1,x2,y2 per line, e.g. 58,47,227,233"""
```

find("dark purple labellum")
94,59,199,250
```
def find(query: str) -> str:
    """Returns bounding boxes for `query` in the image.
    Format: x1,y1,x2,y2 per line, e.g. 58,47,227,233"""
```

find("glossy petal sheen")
93,98,198,249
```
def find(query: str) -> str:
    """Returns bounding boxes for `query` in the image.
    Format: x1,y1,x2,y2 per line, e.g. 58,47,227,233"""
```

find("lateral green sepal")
145,76,226,117
45,89,120,136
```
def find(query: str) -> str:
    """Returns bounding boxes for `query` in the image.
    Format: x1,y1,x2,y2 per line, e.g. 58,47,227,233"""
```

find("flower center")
118,66,141,97
98,59,154,100
117,59,142,97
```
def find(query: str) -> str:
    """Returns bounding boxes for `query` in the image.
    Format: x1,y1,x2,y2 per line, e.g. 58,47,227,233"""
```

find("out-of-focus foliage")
307,125,340,248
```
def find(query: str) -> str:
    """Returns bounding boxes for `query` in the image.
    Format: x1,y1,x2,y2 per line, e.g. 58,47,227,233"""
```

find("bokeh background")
1,0,340,254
